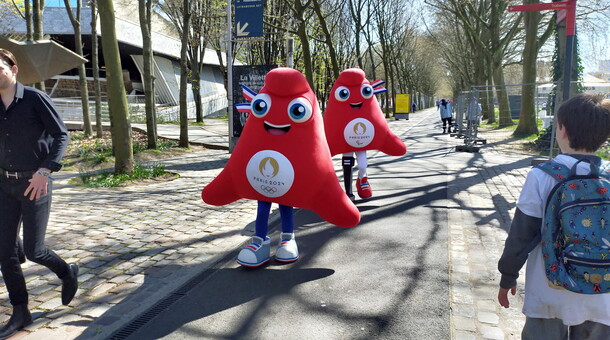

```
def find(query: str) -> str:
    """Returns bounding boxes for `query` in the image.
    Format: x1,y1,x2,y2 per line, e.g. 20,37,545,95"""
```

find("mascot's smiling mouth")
350,102,363,109
264,121,291,135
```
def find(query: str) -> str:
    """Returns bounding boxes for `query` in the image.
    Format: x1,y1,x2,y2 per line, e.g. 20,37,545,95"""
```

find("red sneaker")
356,177,372,199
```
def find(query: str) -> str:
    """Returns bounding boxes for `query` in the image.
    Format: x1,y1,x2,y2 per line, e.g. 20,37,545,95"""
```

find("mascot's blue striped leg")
276,204,299,262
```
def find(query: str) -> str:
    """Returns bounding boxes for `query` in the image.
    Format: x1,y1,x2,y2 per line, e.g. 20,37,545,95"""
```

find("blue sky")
45,0,80,8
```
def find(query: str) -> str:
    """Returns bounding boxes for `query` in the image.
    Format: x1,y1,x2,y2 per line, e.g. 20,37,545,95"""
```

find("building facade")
0,1,229,119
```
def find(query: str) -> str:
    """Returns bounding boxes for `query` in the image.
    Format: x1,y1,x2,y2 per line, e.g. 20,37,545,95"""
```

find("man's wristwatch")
36,169,51,177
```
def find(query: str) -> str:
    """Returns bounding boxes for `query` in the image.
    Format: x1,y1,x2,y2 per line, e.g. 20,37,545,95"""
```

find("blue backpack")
536,158,610,294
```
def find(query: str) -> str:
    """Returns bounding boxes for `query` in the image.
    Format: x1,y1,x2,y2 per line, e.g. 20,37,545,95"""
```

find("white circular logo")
344,118,375,148
246,150,295,198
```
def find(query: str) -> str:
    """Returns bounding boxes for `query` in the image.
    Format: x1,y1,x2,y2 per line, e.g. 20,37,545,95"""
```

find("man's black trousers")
0,177,68,306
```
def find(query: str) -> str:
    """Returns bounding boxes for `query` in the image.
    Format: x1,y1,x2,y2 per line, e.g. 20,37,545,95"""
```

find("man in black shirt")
0,49,79,339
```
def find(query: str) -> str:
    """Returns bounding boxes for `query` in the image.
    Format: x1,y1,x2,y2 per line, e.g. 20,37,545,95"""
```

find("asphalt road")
125,114,451,340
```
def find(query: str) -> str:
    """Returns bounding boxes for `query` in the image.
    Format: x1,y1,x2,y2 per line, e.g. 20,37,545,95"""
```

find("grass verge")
71,163,179,188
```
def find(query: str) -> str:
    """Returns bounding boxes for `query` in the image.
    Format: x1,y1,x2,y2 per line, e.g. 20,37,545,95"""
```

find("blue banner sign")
234,0,264,39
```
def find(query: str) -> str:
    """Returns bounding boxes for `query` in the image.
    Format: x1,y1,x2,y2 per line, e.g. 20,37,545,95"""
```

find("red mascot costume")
324,68,407,200
202,68,360,267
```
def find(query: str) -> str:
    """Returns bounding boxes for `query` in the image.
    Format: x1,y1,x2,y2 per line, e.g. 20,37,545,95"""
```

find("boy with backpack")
497,94,610,339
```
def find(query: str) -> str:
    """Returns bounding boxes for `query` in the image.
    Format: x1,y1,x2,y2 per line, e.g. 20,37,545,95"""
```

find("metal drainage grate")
107,248,241,340
107,218,285,340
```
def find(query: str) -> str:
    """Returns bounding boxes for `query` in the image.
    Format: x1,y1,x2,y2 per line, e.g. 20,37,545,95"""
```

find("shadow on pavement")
24,113,534,339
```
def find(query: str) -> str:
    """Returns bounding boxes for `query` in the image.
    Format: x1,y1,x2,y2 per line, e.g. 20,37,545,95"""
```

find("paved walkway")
0,112,541,339
447,134,539,340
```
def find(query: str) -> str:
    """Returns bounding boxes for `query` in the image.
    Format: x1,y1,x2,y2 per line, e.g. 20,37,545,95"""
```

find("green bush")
79,163,173,187
69,131,178,165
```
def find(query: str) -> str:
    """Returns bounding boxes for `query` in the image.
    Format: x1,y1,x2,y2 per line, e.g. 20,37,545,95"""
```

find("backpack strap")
535,160,570,183
536,156,606,181
600,161,610,181
521,161,571,258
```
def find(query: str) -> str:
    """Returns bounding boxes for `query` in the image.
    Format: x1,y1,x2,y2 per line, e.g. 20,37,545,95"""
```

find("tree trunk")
388,58,396,118
293,0,314,88
382,55,391,118
472,47,490,120
25,0,32,41
32,0,44,91
98,0,134,173
90,0,103,138
493,63,512,127
348,0,364,70
179,0,190,148
191,56,203,123
515,0,540,136
367,46,376,80
311,0,339,78
365,2,376,80
489,4,513,127
64,0,92,136
485,55,495,123
139,0,158,149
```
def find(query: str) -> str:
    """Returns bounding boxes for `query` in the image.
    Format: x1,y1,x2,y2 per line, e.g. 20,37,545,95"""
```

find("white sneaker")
237,236,270,267
275,233,299,263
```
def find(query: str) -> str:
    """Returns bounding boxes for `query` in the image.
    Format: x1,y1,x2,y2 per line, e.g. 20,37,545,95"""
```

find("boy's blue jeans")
522,318,610,340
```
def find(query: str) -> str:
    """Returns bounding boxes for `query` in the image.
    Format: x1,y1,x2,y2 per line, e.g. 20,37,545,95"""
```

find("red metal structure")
508,0,577,102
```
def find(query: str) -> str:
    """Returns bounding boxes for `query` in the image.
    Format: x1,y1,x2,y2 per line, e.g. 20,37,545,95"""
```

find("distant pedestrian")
497,94,610,339
439,98,453,133
0,48,79,339
435,99,440,109
411,102,417,113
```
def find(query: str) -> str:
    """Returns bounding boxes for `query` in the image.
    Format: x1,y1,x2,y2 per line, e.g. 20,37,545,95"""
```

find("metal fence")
452,90,486,152
52,95,220,125
455,81,610,155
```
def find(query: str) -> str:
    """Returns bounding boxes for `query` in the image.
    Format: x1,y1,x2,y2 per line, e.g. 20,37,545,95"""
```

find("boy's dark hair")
557,94,610,152
0,49,17,68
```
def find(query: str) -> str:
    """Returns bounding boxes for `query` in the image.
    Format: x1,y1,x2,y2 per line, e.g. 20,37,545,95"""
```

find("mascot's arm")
201,170,241,206
310,176,360,227
382,132,407,156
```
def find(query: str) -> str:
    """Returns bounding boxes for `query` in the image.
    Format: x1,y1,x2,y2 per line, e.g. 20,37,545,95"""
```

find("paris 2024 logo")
246,150,295,198
344,118,375,148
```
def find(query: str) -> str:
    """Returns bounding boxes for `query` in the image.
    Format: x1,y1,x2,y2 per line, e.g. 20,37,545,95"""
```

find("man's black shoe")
61,263,79,305
0,304,32,340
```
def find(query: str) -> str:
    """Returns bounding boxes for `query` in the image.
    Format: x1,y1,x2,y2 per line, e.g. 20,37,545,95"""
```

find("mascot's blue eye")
250,94,272,118
361,84,374,99
287,97,313,123
335,86,350,102
253,100,267,113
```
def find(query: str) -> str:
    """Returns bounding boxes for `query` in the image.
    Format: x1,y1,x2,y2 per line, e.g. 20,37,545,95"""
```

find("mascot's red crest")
201,67,360,227
324,68,406,156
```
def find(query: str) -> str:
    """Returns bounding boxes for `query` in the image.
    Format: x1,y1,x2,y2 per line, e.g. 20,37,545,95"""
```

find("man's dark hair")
0,49,17,68
557,94,610,152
